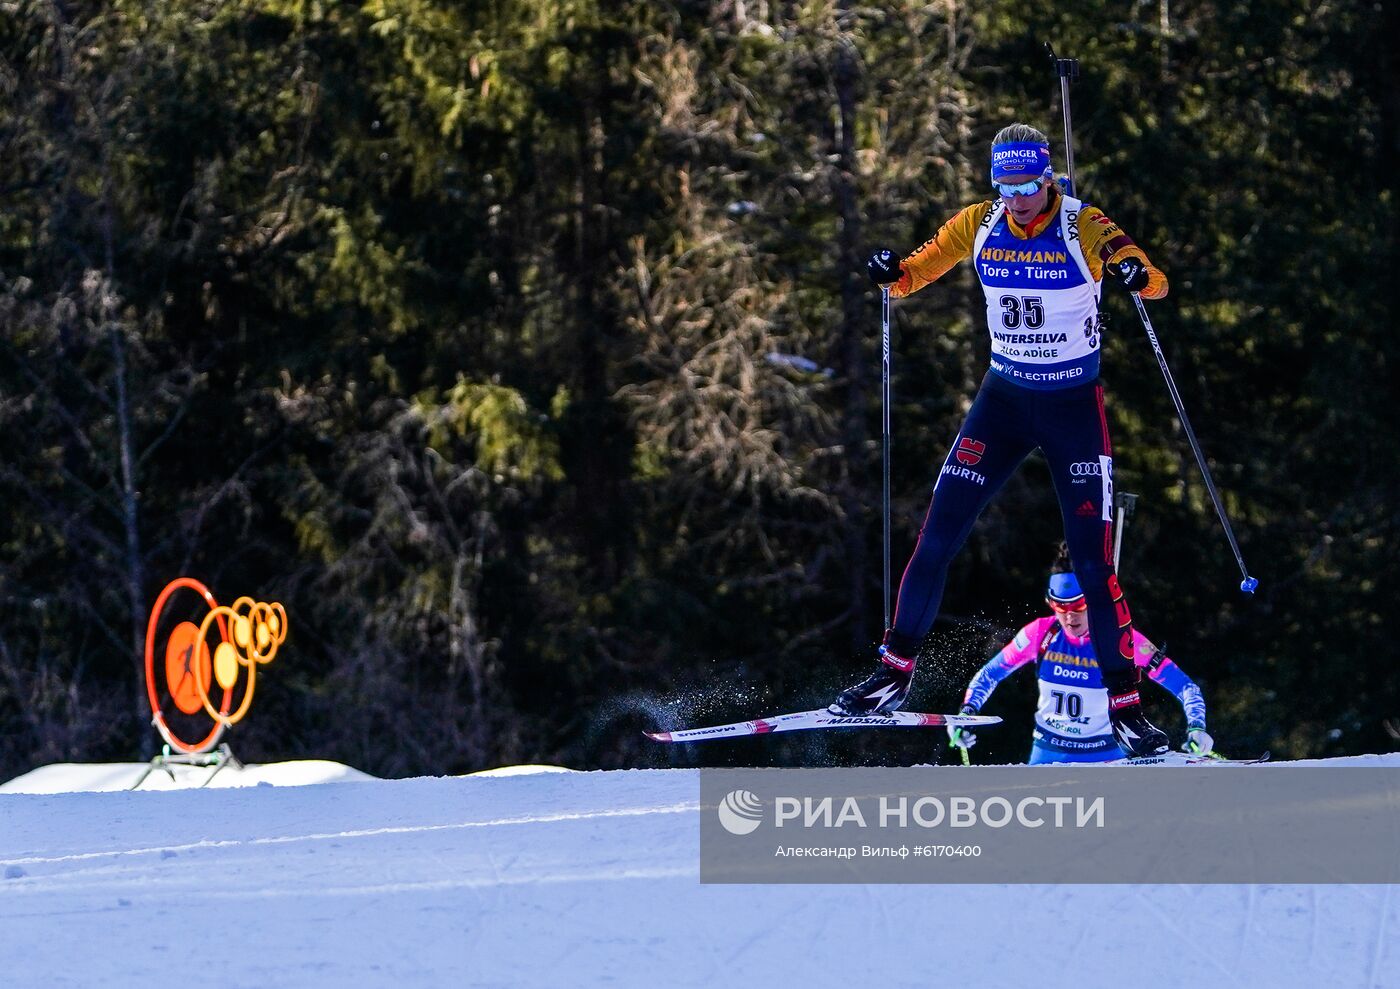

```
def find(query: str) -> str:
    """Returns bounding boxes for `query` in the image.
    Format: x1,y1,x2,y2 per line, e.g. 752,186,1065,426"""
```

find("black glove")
1104,257,1149,292
866,249,903,286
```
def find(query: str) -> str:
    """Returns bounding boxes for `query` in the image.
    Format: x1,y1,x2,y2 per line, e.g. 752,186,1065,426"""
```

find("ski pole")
1045,43,1079,196
1130,296,1258,593
881,285,893,629
1111,491,1138,572
1047,41,1257,595
947,728,971,766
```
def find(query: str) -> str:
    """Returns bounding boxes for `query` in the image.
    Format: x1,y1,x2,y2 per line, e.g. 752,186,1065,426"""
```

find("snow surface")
3,761,1399,988
0,758,377,794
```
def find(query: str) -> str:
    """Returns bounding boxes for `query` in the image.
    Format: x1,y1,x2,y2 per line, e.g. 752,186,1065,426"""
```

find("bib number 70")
1050,689,1083,718
1000,295,1045,329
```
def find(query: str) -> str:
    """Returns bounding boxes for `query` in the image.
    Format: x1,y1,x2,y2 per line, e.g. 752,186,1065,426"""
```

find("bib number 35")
1000,295,1045,329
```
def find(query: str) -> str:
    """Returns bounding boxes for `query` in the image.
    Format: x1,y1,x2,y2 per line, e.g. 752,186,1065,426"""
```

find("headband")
990,141,1053,182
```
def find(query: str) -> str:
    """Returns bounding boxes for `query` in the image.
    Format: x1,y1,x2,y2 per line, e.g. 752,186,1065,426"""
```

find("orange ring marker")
145,577,232,753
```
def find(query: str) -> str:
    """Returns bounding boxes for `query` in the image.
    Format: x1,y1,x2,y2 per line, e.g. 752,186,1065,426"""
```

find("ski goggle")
993,178,1043,198
1048,597,1087,614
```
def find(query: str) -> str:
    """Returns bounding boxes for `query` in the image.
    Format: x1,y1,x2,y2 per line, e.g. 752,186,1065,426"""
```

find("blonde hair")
992,123,1050,147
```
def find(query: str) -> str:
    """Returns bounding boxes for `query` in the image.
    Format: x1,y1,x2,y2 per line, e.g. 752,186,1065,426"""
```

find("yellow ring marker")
214,640,241,691
234,614,252,650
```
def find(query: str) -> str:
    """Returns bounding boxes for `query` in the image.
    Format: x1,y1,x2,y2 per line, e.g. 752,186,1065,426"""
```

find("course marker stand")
137,577,288,789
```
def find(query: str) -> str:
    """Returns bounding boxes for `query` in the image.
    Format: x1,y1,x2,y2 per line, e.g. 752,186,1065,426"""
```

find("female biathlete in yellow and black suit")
831,123,1173,758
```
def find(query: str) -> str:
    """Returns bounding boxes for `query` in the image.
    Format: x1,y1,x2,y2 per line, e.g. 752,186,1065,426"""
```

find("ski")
645,708,1001,743
1109,750,1272,767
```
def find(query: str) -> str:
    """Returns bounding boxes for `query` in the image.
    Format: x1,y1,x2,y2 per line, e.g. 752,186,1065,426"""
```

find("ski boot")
1103,669,1170,757
829,644,916,716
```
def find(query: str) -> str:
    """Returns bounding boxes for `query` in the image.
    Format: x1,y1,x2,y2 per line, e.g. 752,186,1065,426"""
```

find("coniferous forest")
1,0,1396,779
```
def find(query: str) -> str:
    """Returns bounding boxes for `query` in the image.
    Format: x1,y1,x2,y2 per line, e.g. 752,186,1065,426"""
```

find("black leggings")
888,372,1135,676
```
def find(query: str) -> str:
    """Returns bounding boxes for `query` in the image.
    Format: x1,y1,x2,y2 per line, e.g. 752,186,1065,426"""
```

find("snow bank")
2,763,1397,987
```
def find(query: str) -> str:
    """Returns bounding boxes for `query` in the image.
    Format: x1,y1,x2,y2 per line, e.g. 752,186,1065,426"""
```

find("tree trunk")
832,11,870,649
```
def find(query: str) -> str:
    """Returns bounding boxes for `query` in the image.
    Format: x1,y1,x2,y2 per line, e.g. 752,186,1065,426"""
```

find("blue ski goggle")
993,177,1044,198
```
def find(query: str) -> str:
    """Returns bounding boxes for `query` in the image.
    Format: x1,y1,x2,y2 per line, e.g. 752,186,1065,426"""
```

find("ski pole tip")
1240,576,1259,594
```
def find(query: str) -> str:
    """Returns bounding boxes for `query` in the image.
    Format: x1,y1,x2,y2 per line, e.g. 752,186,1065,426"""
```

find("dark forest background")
2,0,1396,779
